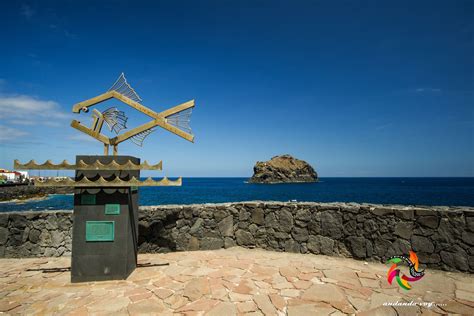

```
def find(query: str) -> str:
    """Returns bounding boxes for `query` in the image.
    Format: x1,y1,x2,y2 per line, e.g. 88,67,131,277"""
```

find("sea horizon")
2,177,473,212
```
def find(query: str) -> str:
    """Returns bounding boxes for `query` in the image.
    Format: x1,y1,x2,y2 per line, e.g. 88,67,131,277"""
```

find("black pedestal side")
71,155,139,282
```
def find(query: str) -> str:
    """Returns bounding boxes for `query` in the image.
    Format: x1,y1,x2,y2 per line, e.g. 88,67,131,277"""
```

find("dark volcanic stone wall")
1,202,473,273
0,211,73,257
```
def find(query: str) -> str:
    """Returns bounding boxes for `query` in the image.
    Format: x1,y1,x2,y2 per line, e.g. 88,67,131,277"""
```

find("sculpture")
14,73,195,281
15,72,193,187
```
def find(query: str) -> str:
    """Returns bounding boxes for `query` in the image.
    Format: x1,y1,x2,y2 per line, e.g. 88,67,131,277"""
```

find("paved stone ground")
0,247,473,315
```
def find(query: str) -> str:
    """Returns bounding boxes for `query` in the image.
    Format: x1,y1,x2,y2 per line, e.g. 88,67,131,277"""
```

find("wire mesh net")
102,107,128,134
166,108,193,135
130,128,155,146
108,73,143,103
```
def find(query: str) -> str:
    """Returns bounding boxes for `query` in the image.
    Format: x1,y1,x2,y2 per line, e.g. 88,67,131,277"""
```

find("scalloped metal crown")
34,176,181,187
14,159,162,170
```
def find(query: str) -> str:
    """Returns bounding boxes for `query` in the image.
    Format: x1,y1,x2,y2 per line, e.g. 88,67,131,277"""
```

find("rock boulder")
249,155,318,184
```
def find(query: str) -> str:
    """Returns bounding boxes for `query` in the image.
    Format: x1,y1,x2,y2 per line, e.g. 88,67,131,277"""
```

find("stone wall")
0,211,73,257
1,202,473,273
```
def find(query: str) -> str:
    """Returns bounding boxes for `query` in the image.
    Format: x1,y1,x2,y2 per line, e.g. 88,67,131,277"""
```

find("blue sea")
1,177,473,212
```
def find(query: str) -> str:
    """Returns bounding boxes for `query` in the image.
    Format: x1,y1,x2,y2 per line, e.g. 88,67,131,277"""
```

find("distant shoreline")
0,195,50,204
0,186,74,203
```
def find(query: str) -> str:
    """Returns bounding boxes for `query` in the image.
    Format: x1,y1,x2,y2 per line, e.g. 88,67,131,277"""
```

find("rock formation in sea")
249,154,318,184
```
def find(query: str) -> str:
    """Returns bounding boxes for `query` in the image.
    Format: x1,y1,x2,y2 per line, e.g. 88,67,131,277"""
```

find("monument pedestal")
71,155,139,283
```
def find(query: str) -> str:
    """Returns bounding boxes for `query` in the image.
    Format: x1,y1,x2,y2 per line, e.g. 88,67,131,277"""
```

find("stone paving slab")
0,247,473,315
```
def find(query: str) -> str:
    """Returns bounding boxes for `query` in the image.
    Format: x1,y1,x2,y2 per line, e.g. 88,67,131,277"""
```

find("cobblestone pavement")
0,247,473,315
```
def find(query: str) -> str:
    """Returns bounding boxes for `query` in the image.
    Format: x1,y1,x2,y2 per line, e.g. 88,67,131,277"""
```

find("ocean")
1,177,473,212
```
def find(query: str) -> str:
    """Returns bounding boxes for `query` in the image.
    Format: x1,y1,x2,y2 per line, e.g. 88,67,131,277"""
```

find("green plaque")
131,186,138,191
105,204,120,215
81,194,96,205
86,221,114,242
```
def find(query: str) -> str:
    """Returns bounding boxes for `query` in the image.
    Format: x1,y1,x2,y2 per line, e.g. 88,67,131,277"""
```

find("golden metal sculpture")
71,73,194,155
14,159,163,170
34,176,182,187
14,73,195,187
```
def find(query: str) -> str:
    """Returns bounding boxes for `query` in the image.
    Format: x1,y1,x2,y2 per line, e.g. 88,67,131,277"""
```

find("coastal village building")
0,169,29,182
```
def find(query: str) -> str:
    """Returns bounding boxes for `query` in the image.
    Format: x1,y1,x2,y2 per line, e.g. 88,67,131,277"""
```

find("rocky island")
249,154,318,184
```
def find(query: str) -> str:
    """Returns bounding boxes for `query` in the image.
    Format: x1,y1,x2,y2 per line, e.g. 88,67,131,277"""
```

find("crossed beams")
71,90,195,155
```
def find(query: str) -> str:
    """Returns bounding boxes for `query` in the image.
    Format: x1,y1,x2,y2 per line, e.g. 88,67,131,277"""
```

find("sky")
0,0,473,177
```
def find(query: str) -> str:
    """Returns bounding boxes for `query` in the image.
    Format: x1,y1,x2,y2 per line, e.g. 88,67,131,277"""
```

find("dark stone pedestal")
71,155,139,283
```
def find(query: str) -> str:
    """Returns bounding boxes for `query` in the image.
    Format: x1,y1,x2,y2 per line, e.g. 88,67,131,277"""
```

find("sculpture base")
71,155,139,283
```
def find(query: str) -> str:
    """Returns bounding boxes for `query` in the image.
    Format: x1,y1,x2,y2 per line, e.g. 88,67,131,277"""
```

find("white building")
17,171,29,179
0,169,29,182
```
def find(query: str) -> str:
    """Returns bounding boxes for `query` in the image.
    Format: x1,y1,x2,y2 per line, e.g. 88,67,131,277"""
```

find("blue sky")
0,1,473,177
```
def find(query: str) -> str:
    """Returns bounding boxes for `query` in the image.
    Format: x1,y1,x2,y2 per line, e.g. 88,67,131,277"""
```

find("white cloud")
0,125,29,141
415,88,441,93
63,29,78,39
0,94,70,123
375,123,393,131
20,4,35,19
68,134,99,143
49,23,78,39
8,119,35,126
8,119,61,127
